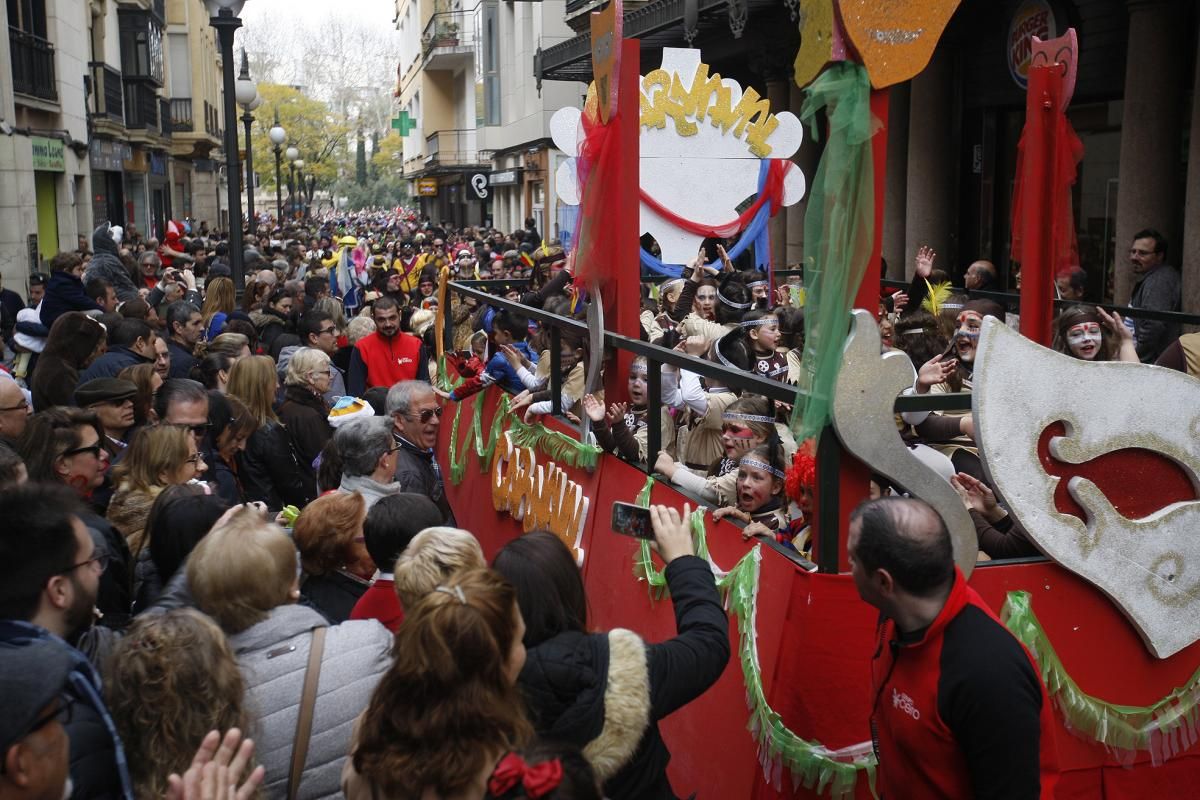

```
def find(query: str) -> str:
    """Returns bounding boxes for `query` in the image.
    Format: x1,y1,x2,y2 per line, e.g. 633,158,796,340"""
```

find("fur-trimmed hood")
518,628,651,784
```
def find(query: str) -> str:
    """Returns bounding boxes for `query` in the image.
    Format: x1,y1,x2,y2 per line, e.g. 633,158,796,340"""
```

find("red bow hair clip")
488,753,563,798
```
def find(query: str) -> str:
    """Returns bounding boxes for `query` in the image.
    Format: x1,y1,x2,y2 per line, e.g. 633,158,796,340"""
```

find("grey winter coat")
227,603,393,799
84,223,141,302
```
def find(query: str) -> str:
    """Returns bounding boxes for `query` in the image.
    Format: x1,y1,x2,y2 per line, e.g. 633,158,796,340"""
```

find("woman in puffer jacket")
188,505,392,800
491,506,730,800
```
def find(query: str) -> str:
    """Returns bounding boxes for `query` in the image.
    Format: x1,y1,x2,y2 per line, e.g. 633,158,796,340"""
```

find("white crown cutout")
551,48,807,266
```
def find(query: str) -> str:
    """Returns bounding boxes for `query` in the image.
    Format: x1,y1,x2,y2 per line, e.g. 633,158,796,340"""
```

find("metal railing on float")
442,278,975,575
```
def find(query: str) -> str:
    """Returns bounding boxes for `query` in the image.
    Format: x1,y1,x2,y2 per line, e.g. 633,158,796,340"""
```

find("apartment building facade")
0,0,229,302
393,0,583,237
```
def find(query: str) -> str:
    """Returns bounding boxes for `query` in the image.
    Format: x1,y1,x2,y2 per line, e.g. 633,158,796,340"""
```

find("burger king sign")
1007,0,1057,87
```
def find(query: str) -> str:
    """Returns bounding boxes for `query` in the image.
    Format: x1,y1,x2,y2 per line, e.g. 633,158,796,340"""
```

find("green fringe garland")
446,393,603,485
1002,590,1200,762
629,476,877,797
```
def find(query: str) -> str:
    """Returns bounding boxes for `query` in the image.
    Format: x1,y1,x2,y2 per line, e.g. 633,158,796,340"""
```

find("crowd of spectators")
0,208,1186,799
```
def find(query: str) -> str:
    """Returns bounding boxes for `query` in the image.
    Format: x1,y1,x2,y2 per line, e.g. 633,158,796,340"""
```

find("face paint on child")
721,424,760,458
1066,321,1102,360
736,461,783,512
954,311,983,362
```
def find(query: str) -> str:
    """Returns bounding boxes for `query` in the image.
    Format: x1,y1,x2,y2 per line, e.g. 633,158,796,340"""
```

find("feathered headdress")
921,279,953,317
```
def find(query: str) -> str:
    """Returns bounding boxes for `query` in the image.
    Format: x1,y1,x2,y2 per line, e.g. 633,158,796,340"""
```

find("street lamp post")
206,0,249,291
286,146,299,219
293,158,305,219
236,50,259,237
268,111,286,223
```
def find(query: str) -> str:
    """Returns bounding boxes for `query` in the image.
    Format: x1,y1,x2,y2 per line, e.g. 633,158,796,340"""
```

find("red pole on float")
1017,64,1063,348
815,88,890,574
603,38,642,404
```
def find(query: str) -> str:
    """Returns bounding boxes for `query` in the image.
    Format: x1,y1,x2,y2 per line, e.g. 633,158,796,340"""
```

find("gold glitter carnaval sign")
839,0,961,89
491,436,590,562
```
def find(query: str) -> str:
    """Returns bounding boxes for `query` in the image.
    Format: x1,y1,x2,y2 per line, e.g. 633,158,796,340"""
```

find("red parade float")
434,2,1200,796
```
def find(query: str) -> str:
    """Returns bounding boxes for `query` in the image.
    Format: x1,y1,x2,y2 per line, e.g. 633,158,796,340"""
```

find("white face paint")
1066,321,1103,360
954,311,983,363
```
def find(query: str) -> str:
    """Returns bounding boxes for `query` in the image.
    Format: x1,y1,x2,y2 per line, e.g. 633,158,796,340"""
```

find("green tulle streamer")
790,62,879,442
629,476,877,797
1002,590,1200,762
446,393,603,485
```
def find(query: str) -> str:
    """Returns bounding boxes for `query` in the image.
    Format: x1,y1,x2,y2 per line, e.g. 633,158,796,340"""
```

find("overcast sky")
239,0,396,30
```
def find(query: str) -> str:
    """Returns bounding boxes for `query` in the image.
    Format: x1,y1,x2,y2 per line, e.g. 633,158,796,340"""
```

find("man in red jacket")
848,497,1059,799
347,296,429,394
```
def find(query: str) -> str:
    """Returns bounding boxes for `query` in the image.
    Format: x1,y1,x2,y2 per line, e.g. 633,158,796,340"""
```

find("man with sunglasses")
0,483,135,800
386,380,455,525
295,310,347,403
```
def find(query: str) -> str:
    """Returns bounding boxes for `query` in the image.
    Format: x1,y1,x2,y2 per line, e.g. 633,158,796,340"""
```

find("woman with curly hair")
345,568,532,800
105,608,262,798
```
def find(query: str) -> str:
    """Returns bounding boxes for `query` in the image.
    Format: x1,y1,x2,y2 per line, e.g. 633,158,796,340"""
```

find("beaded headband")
740,457,785,478
739,318,775,328
746,280,768,289
941,302,964,312
717,290,751,310
713,345,737,369
723,411,775,424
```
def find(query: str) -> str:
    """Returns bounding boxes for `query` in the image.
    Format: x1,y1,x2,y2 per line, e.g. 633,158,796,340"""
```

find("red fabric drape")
638,158,788,239
1011,104,1084,280
571,110,625,288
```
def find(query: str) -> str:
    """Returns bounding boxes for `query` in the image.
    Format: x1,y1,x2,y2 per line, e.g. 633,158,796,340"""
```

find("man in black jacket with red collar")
848,497,1059,799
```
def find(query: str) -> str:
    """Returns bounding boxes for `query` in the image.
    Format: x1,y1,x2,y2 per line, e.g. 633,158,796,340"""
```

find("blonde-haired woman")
188,506,392,799
208,331,252,360
294,491,373,623
227,354,313,509
108,424,205,554
201,275,236,339
105,609,261,798
279,347,334,491
393,526,485,611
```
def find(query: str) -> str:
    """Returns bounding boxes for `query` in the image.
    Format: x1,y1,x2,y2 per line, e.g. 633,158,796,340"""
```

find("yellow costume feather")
921,279,952,316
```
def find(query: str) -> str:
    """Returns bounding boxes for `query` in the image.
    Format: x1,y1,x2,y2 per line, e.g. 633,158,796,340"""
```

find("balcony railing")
90,62,124,122
9,27,57,102
421,10,474,60
425,129,486,167
203,101,221,138
168,97,194,132
124,80,159,130
159,97,172,135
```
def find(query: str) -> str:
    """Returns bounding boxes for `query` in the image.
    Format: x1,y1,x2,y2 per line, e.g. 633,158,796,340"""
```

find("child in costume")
713,444,791,540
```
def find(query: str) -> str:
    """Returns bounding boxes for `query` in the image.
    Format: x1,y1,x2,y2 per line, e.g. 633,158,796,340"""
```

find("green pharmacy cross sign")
391,111,415,136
